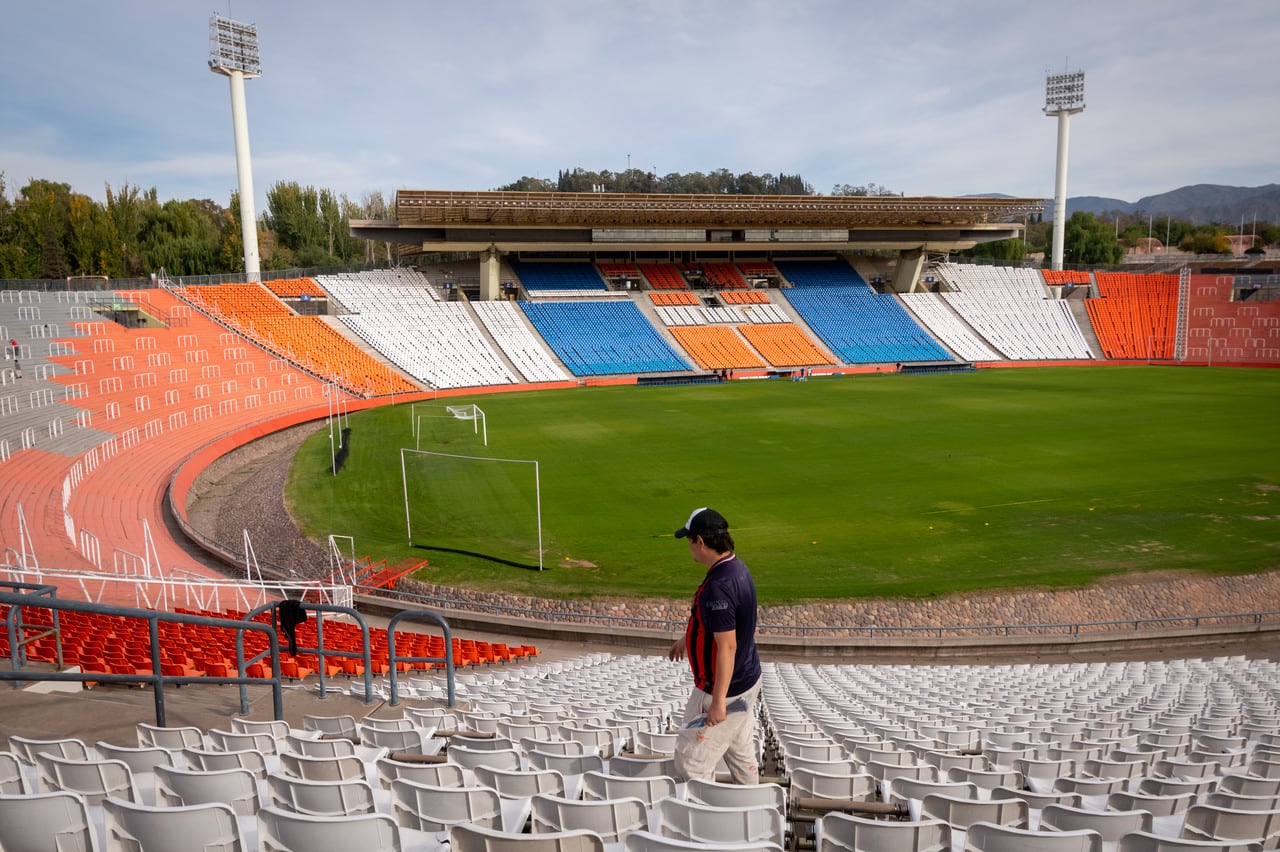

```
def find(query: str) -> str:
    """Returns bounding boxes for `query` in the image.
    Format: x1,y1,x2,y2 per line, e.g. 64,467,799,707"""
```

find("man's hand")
705,695,727,727
667,635,686,662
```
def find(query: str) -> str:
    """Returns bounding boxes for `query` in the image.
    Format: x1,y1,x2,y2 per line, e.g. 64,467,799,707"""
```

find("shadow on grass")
412,543,542,571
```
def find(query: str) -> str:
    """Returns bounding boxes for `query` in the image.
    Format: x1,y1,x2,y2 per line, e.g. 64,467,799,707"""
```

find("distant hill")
1041,184,1280,225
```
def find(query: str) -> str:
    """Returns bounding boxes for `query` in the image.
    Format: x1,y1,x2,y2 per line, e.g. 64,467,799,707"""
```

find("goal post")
399,447,542,570
412,402,487,447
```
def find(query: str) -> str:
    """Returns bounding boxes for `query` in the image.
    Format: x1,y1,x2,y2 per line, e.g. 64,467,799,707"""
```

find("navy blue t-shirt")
685,553,761,696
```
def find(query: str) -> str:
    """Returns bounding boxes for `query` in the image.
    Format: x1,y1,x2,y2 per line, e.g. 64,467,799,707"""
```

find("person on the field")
667,507,761,782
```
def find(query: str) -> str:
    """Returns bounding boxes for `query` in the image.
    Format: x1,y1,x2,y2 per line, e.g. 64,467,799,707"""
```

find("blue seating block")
519,301,689,376
776,262,950,364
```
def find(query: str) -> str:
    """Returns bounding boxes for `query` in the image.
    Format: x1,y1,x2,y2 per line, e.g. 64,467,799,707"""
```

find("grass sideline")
285,367,1280,604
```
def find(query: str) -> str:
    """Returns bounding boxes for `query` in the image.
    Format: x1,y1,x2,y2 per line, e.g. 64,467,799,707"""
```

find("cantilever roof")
395,189,1045,229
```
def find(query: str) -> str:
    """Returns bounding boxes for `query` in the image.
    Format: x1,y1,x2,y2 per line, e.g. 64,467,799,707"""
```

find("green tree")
263,181,326,258
496,176,555,192
967,238,1028,262
1054,211,1124,266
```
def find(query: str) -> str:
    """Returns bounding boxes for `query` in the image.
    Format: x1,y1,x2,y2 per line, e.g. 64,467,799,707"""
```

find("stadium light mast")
209,15,262,282
1044,69,1085,272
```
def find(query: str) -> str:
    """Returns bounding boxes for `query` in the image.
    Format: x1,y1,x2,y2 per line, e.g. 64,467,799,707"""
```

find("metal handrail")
0,584,284,724
379,583,1280,642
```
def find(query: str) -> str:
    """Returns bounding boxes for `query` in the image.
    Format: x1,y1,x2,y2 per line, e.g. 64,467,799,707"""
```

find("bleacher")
899,293,1003,362
3,650,1277,851
471,300,572,384
638,263,690,291
935,264,1094,361
519,301,689,376
510,261,613,298
1087,273,1180,360
1183,274,1280,363
179,282,418,396
317,272,521,390
777,260,953,364
0,288,333,599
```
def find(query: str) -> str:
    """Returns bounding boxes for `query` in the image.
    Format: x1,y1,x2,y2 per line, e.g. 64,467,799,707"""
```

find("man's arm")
706,629,737,726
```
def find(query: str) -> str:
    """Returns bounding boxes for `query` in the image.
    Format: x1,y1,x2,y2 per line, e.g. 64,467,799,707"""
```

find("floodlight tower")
1044,69,1085,271
209,15,262,282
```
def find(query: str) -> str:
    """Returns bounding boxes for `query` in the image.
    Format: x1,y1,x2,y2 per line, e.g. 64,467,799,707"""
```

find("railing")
0,582,284,724
380,583,1280,643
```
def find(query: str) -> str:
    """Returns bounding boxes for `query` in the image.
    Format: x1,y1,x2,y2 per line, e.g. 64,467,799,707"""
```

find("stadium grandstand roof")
351,189,1046,254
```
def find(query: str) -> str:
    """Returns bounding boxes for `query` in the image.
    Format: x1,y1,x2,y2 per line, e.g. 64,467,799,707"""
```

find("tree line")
4,166,1271,280
968,211,1280,266
0,173,395,280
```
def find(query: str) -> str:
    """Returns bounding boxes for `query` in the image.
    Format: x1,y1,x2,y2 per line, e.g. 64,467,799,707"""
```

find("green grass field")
285,367,1280,604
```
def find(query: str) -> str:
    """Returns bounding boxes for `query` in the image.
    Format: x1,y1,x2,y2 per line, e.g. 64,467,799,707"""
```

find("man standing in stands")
668,507,761,783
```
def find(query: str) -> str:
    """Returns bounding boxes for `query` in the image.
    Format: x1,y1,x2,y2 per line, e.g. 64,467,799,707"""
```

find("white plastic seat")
135,724,204,752
256,804,403,852
451,821,605,852
1,750,29,793
10,735,92,765
922,793,1028,848
206,729,278,758
282,734,360,760
475,765,568,833
890,778,978,819
687,776,785,811
35,753,138,806
790,767,878,803
608,755,678,779
377,758,466,790
634,732,678,757
278,751,368,782
475,765,566,799
581,770,676,808
1040,803,1152,851
1180,804,1280,847
815,811,951,852
230,718,293,743
266,772,377,817
1206,793,1280,813
651,796,783,847
448,744,523,779
531,793,649,846
1116,830,1264,851
624,828,782,852
947,766,1023,792
523,739,590,757
1220,777,1280,798
301,714,359,740
181,747,269,781
155,764,261,816
390,779,503,835
103,794,245,852
359,725,440,756
1108,791,1196,838
963,820,1101,852
0,790,99,852
527,751,605,799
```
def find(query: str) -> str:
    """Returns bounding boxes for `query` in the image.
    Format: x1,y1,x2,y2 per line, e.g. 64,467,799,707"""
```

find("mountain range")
1038,184,1280,226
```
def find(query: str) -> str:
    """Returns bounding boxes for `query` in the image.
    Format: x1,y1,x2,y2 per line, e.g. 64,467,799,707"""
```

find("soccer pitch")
285,367,1280,604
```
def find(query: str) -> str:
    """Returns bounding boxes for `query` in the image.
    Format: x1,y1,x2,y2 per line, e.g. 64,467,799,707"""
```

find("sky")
3,0,1278,213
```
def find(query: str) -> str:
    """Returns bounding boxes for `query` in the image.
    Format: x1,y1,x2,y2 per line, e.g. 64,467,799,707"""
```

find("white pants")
673,679,761,783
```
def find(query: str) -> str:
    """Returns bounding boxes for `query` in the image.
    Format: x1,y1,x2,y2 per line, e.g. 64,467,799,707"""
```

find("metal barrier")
386,610,456,707
0,582,284,725
241,599,376,705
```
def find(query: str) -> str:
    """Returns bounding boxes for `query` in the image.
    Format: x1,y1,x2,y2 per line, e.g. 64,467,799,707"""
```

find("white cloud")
3,0,1278,209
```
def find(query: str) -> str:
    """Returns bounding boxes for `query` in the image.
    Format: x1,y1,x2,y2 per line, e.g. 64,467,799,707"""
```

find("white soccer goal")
399,447,542,570
412,402,487,447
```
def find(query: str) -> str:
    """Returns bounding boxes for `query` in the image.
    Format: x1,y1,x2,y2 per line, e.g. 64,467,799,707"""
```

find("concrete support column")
478,246,501,301
893,249,926,293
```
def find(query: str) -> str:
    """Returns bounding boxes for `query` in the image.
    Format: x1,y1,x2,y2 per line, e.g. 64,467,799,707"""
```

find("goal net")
412,402,487,448
399,448,543,570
